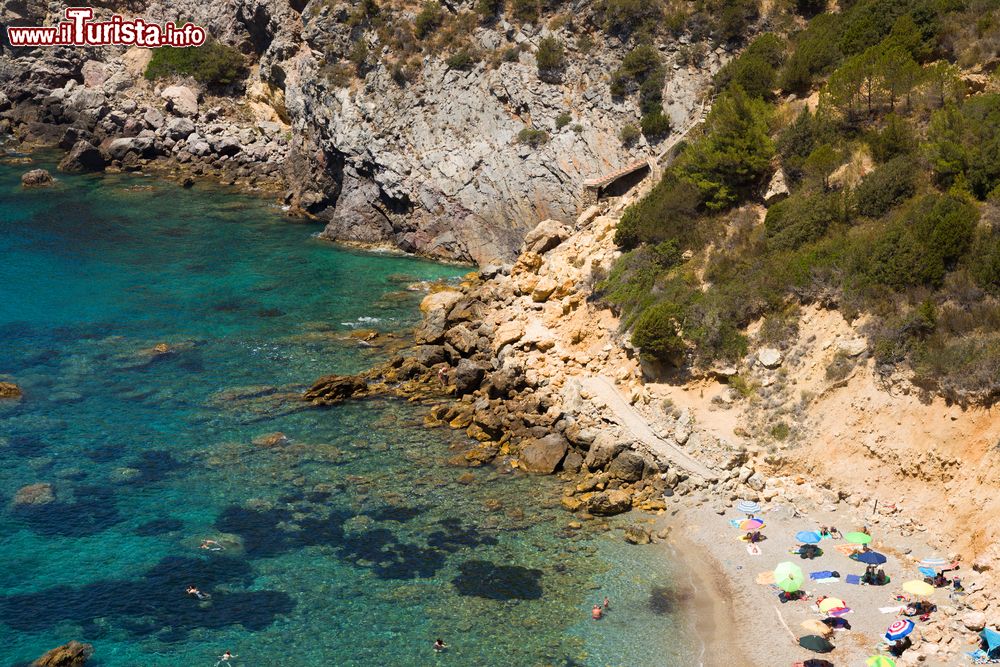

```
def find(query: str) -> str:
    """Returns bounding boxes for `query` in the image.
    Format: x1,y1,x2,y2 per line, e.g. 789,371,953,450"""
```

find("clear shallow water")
0,155,698,666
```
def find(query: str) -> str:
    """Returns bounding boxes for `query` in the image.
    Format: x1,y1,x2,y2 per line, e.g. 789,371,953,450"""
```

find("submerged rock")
0,381,22,399
303,374,368,405
587,489,631,516
31,640,93,666
14,482,55,506
623,524,651,544
21,169,53,187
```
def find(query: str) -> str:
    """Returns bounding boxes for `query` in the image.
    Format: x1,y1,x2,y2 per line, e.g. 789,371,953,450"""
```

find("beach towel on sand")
747,543,762,556
879,605,905,614
814,577,839,584
846,575,862,585
810,571,837,579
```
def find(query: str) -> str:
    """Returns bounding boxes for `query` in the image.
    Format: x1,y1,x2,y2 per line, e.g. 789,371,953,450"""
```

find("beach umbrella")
866,657,896,667
739,518,764,531
920,556,949,569
918,566,937,578
796,530,821,544
736,499,761,515
818,597,847,614
855,550,888,565
801,619,833,638
903,580,934,597
774,561,805,593
798,635,835,653
845,531,872,545
885,618,915,641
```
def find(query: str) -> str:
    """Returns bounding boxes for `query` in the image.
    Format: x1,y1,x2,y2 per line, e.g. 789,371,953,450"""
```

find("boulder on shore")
519,434,568,474
160,85,199,117
31,640,94,667
452,358,487,396
58,141,108,173
21,169,53,187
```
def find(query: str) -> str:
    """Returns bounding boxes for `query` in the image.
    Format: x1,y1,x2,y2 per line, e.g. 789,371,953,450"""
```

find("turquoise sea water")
0,154,699,667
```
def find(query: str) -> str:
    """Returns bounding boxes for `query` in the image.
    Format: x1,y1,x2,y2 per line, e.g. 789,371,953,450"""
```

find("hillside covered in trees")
598,0,1000,406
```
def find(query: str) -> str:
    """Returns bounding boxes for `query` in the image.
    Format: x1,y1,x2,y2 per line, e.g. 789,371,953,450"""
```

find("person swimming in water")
200,539,224,551
592,604,603,620
433,639,447,652
186,585,209,600
215,650,237,666
603,597,610,609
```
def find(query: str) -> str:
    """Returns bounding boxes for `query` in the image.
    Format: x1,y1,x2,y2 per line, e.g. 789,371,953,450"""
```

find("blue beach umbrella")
737,500,761,515
796,531,821,544
918,566,937,578
885,619,915,642
855,550,888,565
920,556,949,569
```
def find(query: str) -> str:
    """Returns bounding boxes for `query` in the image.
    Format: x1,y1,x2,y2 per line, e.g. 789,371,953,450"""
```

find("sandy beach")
658,495,986,667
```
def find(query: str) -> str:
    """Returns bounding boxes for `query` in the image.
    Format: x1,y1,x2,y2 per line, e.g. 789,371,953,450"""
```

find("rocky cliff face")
1,0,726,262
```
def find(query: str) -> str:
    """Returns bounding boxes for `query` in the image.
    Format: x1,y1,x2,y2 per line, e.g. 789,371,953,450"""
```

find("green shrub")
631,301,687,364
714,34,786,99
414,2,445,38
779,13,842,94
476,0,504,20
555,112,572,129
517,127,550,146
144,40,246,87
641,111,671,139
602,0,662,38
765,191,844,252
615,172,702,249
707,0,759,42
926,96,1000,200
868,113,915,162
536,37,565,72
853,155,916,218
511,0,539,22
619,123,640,145
446,48,480,70
969,227,1000,294
571,123,584,133
674,85,774,210
770,422,791,440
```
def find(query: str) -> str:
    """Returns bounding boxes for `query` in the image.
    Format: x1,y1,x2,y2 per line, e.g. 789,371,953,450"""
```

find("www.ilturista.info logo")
6,7,206,47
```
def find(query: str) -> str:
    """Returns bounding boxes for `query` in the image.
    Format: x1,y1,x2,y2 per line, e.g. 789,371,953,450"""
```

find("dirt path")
580,375,718,481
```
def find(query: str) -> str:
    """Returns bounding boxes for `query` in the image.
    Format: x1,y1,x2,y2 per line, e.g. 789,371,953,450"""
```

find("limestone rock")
0,382,22,398
14,482,55,506
763,168,789,205
757,348,782,369
31,641,93,667
453,358,486,396
523,219,569,255
837,338,867,357
58,141,107,173
493,321,525,351
624,524,651,544
161,85,199,117
420,289,463,315
21,169,53,187
165,117,195,140
963,611,987,631
303,374,367,405
531,276,557,302
587,489,632,516
519,434,569,474
584,432,625,471
608,450,645,482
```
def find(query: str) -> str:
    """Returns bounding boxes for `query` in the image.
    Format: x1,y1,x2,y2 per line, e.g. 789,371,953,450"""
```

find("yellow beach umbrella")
902,580,934,597
801,619,833,637
818,597,847,613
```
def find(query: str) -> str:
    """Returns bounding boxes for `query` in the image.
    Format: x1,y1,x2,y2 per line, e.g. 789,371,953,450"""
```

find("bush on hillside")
614,173,702,249
446,48,480,70
517,127,549,146
144,40,246,87
868,113,916,162
631,301,687,364
641,111,671,139
969,227,1000,294
765,191,845,252
779,13,842,94
414,2,445,38
536,37,565,72
714,33,786,99
853,155,917,218
602,0,663,38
